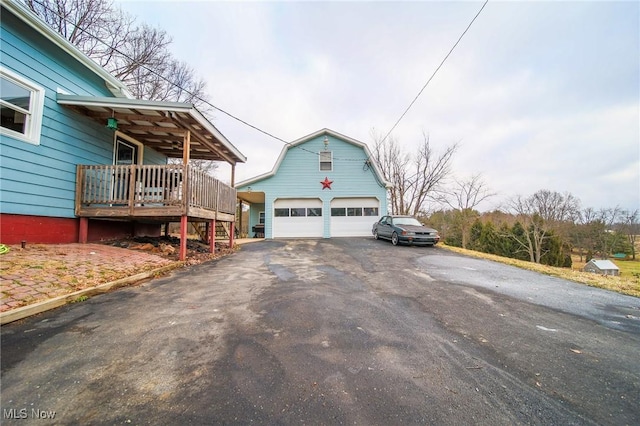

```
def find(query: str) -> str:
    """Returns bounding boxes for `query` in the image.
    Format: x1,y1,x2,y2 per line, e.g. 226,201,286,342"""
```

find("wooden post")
74,165,83,216
79,217,89,243
179,215,188,261
229,221,235,249
210,219,216,253
230,162,235,187
128,165,137,215
238,200,243,239
182,130,191,216
164,222,170,237
183,130,191,165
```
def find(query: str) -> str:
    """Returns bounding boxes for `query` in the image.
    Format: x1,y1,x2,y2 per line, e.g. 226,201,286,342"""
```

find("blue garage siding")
0,10,166,218
238,133,388,238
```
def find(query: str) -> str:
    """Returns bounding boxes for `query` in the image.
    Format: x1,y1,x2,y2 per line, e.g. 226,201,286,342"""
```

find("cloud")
117,0,639,211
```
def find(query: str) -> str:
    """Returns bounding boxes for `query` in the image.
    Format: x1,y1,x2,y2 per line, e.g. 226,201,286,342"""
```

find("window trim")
0,67,45,145
113,132,144,165
319,150,332,171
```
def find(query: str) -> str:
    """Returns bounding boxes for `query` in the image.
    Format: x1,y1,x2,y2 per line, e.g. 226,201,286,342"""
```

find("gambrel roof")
236,128,390,188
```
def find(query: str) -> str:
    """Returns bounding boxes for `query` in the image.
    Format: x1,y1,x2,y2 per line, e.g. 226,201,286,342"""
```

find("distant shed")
583,259,620,276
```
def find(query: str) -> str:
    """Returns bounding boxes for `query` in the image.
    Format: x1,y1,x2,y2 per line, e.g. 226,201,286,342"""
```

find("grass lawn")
439,244,640,298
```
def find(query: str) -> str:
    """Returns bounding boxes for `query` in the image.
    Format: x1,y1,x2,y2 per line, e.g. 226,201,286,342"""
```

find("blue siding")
248,203,265,236
238,133,388,238
143,146,168,166
0,10,166,218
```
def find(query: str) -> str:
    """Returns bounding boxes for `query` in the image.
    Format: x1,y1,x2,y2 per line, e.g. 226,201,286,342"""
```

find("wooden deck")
75,164,236,222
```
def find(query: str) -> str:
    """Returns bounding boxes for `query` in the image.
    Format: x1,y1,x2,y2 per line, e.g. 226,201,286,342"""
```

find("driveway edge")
0,262,183,325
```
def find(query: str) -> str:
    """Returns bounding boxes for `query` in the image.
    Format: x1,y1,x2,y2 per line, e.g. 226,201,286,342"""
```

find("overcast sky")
115,0,639,212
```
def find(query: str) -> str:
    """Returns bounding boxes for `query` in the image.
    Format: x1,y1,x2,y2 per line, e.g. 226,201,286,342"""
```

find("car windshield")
393,217,423,226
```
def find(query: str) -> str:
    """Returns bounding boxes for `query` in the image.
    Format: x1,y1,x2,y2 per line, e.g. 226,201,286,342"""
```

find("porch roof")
57,94,247,164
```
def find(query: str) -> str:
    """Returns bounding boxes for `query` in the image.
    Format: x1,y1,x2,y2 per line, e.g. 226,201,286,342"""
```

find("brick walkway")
0,243,175,312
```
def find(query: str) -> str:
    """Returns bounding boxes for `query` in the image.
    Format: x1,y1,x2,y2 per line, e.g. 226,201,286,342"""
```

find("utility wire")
26,0,343,158
379,0,489,146
28,0,486,163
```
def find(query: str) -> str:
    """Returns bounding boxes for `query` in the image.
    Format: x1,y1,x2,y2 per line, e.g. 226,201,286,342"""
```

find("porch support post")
182,130,191,217
210,219,216,253
164,222,170,237
79,217,89,244
238,200,243,239
179,215,188,261
229,221,235,248
183,130,191,164
230,162,235,187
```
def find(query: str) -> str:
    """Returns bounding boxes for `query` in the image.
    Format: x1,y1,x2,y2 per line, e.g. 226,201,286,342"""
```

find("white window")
0,67,45,145
319,151,332,171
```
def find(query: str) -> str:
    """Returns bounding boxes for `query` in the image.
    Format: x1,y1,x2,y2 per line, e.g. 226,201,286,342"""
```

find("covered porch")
236,189,266,239
58,95,247,260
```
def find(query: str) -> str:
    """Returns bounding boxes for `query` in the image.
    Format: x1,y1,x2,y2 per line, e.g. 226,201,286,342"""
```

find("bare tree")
25,0,132,60
507,194,544,263
372,130,457,216
371,132,408,214
25,0,209,107
620,209,639,260
27,0,218,174
597,206,623,258
442,174,495,249
532,190,581,224
507,190,580,263
572,207,601,262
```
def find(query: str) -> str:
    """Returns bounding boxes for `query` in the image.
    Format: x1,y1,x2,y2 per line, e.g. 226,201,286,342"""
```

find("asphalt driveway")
1,238,639,424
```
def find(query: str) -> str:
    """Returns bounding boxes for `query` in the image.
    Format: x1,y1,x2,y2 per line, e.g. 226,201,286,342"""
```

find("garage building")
236,129,390,239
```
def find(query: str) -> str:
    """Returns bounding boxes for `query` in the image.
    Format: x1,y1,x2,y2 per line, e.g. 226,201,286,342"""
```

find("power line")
26,0,337,157
379,0,489,146
27,0,486,164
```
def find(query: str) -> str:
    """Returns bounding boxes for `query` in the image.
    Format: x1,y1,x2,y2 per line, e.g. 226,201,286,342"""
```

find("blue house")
0,0,246,259
236,129,390,239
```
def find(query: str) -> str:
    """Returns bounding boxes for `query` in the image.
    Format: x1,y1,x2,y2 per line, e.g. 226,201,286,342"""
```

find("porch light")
106,117,118,130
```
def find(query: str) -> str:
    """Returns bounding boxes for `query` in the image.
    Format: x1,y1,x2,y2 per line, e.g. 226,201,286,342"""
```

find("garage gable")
236,129,390,239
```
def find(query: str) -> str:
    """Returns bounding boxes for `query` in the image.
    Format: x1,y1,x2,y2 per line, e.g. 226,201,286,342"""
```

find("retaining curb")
0,262,183,325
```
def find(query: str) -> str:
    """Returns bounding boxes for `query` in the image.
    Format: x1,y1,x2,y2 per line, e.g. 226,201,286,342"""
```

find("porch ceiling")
57,95,246,164
237,191,265,204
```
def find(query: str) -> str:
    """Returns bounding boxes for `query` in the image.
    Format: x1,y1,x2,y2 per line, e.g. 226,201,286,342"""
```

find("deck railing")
76,164,236,217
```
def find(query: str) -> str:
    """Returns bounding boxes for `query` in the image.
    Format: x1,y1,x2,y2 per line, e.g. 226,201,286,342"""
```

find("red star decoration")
320,177,333,190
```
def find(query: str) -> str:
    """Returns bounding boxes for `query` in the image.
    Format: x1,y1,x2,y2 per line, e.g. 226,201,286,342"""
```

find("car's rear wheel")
374,230,379,240
391,232,399,246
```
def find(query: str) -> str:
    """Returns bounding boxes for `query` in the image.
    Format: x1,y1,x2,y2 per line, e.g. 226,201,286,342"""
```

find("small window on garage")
347,207,363,216
319,151,332,171
307,207,322,217
331,207,346,217
291,208,306,217
364,207,379,216
274,208,290,217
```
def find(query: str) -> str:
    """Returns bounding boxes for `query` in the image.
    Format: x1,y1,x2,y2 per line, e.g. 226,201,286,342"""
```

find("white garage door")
273,198,324,238
330,198,380,237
